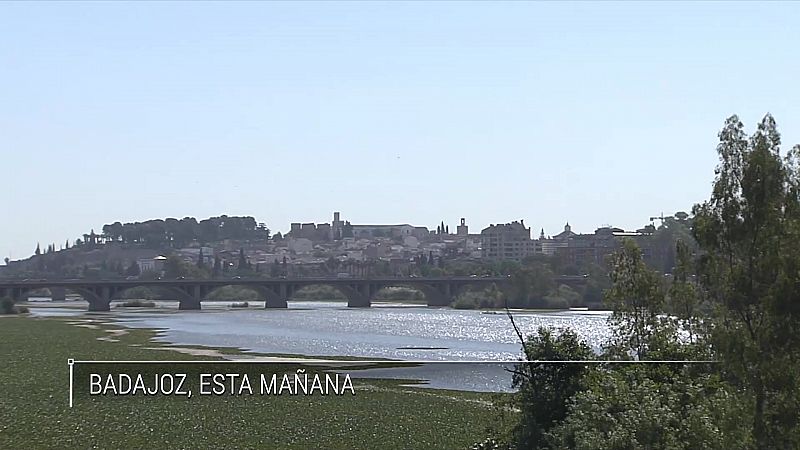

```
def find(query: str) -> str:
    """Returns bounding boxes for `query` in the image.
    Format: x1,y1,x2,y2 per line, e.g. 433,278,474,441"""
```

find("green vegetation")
118,286,156,300
0,317,511,449
292,285,348,301
1,297,28,314
450,270,586,310
290,286,426,303
481,114,800,449
511,328,595,448
117,300,156,308
163,255,210,279
452,284,505,309
100,215,269,248
373,287,425,302
204,285,263,302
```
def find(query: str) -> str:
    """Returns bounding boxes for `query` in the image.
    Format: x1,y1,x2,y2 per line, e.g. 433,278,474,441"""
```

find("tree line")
99,215,269,248
477,114,800,449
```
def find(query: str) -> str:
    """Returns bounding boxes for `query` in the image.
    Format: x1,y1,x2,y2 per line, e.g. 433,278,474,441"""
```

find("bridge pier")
176,286,202,310
347,295,370,308
178,299,201,310
178,299,200,311
0,277,513,313
425,292,450,307
50,287,66,301
345,283,371,308
265,298,288,308
264,286,289,308
88,298,111,312
87,287,112,312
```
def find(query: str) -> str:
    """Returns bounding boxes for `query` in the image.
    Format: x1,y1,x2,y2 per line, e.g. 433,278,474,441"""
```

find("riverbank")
0,316,514,449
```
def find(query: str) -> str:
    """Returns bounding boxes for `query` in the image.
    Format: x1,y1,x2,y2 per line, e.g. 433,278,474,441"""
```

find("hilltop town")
2,210,693,283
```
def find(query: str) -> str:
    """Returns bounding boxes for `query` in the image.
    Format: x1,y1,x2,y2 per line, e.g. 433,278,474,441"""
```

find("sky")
2,2,799,261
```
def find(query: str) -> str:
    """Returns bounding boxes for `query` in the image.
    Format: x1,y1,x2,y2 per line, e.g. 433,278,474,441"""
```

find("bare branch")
505,298,528,358
503,366,531,381
505,296,537,384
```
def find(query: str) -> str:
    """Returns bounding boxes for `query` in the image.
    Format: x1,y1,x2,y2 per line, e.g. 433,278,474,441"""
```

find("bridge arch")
201,284,284,308
109,285,197,310
288,283,368,308
289,284,348,302
3,285,108,311
370,283,447,306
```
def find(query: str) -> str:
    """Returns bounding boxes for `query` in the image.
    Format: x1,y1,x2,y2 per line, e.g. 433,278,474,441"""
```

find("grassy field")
0,316,514,449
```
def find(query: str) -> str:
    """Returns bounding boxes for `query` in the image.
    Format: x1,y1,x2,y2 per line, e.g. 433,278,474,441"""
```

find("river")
30,300,613,392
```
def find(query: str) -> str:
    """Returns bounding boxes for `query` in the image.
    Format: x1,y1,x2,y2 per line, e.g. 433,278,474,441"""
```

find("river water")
31,300,613,392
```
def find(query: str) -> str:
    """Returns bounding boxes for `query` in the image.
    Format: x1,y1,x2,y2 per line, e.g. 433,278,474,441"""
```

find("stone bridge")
0,277,512,311
0,275,587,311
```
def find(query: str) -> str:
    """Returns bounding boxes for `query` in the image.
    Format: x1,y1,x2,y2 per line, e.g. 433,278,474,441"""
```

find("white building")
137,255,167,273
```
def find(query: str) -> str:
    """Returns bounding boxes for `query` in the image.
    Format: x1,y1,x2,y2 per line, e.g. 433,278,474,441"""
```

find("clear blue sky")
2,2,799,261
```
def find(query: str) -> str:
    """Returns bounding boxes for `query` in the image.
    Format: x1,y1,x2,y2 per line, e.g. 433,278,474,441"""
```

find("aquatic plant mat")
0,317,515,449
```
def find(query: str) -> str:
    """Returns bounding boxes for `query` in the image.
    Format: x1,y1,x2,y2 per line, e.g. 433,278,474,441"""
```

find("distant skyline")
3,2,800,261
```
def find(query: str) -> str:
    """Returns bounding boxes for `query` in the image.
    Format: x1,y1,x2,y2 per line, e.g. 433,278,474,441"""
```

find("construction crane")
649,212,673,227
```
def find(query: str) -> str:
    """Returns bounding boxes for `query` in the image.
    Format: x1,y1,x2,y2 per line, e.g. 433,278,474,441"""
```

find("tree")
548,371,752,450
667,239,700,343
604,239,666,360
213,255,222,277
238,248,247,269
3,257,9,265
163,255,209,279
511,327,595,449
445,225,449,234
197,248,205,269
34,243,41,256
692,114,800,447
65,239,70,249
126,260,141,277
506,263,555,308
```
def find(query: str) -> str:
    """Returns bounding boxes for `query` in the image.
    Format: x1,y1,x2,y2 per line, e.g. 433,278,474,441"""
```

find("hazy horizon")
3,2,799,261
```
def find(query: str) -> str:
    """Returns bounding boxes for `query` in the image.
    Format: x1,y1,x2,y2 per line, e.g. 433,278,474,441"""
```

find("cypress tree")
213,255,222,276
238,249,247,268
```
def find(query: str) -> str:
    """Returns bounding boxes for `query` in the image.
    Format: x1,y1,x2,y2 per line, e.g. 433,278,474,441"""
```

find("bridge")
0,275,588,311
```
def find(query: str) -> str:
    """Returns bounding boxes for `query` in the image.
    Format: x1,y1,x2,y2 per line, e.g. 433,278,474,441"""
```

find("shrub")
373,287,425,301
205,286,262,301
452,295,482,309
118,300,156,308
1,297,15,314
542,296,570,310
120,286,156,300
451,286,504,309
